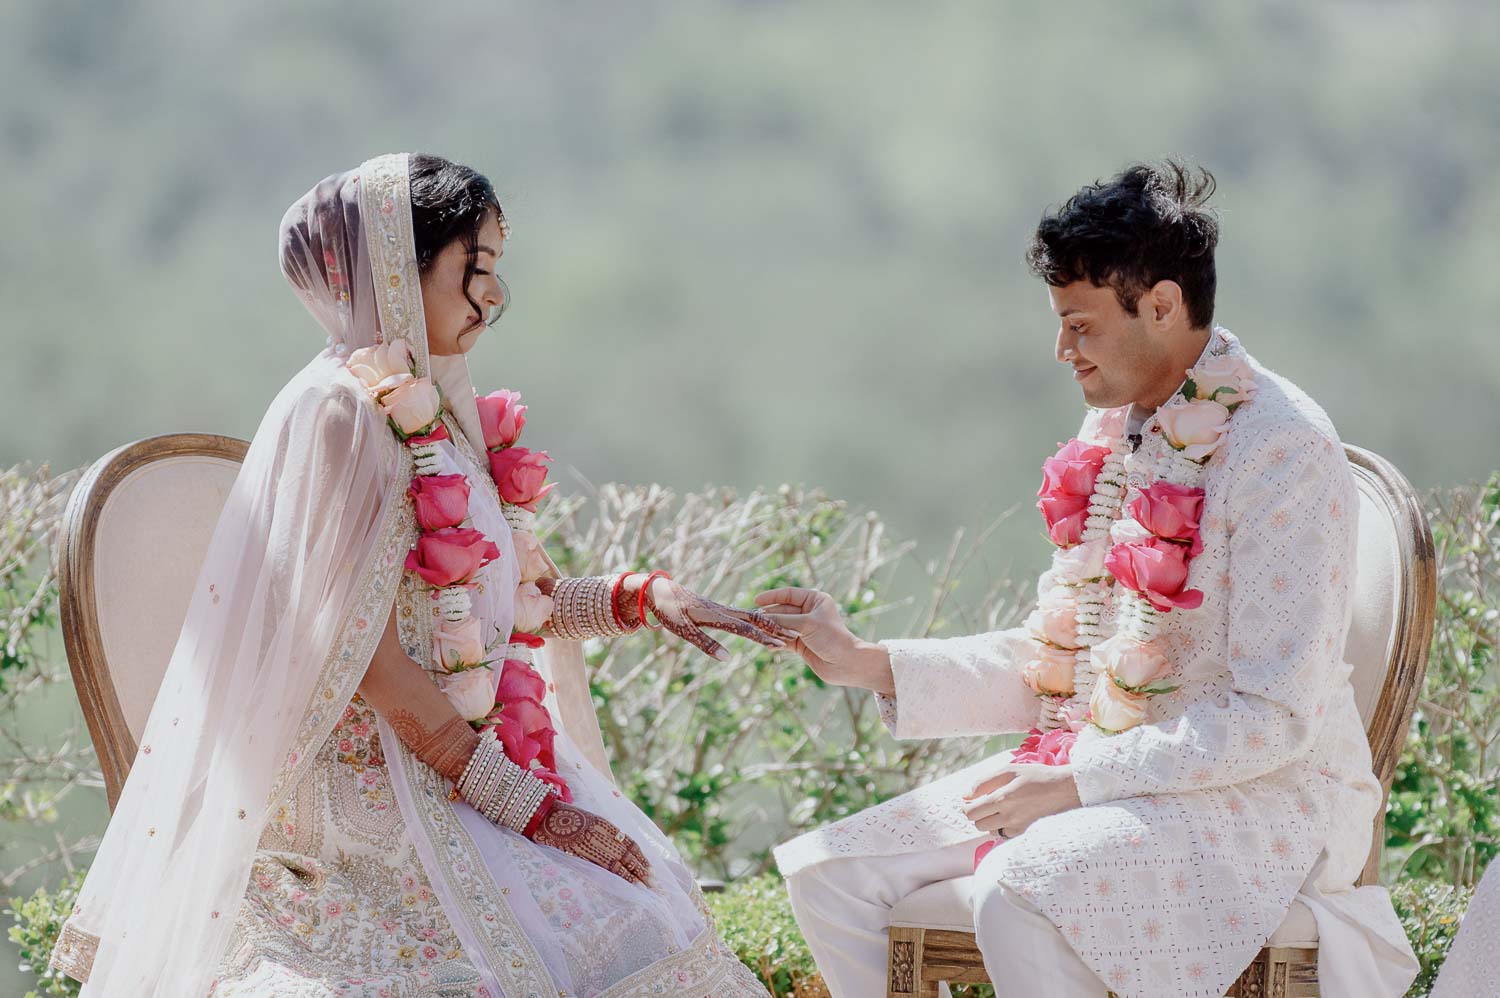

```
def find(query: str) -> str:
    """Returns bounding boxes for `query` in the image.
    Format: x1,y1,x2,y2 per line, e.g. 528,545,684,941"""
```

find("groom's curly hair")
1025,159,1220,329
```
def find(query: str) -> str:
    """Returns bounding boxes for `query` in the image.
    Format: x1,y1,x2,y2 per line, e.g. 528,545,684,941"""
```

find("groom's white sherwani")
776,329,1419,997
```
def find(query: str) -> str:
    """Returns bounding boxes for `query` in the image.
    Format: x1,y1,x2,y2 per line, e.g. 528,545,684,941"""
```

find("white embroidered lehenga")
47,154,764,998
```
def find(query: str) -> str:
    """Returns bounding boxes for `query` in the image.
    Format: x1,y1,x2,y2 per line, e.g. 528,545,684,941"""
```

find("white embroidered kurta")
776,329,1418,998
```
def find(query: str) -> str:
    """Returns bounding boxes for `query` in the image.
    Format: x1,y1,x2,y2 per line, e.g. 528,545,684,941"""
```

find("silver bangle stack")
547,575,635,641
453,736,554,832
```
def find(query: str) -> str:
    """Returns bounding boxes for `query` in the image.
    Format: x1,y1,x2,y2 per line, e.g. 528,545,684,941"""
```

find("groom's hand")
753,588,895,695
961,763,1082,837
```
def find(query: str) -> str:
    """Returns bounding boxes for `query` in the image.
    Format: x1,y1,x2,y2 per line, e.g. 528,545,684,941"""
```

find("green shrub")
1391,878,1473,998
5,869,84,998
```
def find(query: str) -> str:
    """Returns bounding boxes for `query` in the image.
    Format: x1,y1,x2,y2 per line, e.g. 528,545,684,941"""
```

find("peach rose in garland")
512,581,555,633
476,389,527,450
380,376,443,438
511,530,552,584
438,666,496,722
405,527,502,587
1026,588,1080,649
1095,633,1178,694
1036,438,1110,548
1156,399,1231,462
1105,537,1204,612
1089,675,1149,733
1186,355,1257,411
432,616,488,672
347,337,413,392
488,446,556,512
1021,643,1077,697
1128,481,1205,557
407,474,471,531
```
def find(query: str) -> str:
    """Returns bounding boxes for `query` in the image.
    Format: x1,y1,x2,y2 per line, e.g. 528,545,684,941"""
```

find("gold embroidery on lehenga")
50,920,99,984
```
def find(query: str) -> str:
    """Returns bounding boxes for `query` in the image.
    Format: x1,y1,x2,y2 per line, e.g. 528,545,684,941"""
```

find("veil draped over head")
47,154,517,994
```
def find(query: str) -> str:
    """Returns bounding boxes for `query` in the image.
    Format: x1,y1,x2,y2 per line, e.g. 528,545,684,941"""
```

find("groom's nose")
1055,325,1077,364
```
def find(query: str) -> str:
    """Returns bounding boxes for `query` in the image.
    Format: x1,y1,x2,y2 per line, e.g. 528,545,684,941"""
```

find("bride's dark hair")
409,153,506,324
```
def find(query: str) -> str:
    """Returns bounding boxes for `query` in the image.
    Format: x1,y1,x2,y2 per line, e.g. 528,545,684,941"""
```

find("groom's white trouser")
784,841,1107,997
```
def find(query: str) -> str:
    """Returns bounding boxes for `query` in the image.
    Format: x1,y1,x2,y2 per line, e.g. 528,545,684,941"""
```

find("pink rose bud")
438,667,496,722
496,659,547,703
1186,355,1257,410
380,375,443,436
476,389,528,450
511,530,552,584
432,616,487,672
1021,643,1077,697
1128,481,1206,556
404,527,502,588
488,446,556,512
1011,726,1077,765
1104,538,1204,612
1058,701,1090,733
347,337,413,389
1096,405,1130,439
1156,399,1231,462
408,474,471,531
1089,675,1149,733
1096,634,1177,693
512,581,555,633
531,766,573,802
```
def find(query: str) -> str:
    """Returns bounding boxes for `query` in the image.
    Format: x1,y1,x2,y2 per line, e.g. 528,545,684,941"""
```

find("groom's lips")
1072,365,1096,382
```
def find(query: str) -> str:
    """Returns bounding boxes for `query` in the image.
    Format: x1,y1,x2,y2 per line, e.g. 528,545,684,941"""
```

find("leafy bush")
1386,474,1500,887
1391,878,1474,998
5,870,84,998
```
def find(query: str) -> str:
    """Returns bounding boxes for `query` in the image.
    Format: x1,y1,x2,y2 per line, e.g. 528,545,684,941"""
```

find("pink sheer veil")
49,155,427,995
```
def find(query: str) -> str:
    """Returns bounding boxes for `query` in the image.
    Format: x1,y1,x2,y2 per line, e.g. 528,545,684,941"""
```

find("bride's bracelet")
449,736,558,834
548,574,640,641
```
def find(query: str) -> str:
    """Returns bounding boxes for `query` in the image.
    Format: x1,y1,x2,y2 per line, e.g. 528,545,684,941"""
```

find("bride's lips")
1072,365,1096,382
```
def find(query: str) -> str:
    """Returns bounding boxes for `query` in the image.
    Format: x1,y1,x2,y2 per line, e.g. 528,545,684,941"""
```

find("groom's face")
1048,281,1156,408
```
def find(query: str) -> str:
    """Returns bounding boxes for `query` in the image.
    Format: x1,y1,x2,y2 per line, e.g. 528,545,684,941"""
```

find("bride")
47,152,787,996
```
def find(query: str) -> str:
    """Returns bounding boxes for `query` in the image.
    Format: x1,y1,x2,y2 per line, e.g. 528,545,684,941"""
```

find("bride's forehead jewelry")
498,210,512,241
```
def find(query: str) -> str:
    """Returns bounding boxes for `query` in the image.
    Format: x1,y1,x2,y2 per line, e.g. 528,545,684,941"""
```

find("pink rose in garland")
1095,633,1177,694
512,581,555,633
404,527,502,587
1090,674,1149,733
407,474,471,531
1036,438,1109,547
532,767,573,803
476,389,527,449
481,695,557,771
1186,355,1257,410
495,658,547,703
1157,399,1231,462
488,446,556,512
511,529,552,584
438,667,496,722
1012,726,1077,766
1128,481,1205,557
1105,537,1204,612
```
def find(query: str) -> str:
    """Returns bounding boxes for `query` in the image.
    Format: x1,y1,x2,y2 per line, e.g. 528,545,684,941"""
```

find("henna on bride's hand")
532,803,652,886
389,708,480,782
644,583,791,657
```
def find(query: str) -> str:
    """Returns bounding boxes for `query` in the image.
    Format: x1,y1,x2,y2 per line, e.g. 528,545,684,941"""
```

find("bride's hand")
530,801,653,886
628,578,798,661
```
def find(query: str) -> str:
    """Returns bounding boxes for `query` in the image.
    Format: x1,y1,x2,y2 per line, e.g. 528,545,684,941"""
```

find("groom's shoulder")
1223,348,1345,468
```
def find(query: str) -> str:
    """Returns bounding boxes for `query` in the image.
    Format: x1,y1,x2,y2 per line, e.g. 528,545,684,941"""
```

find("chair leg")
887,926,925,998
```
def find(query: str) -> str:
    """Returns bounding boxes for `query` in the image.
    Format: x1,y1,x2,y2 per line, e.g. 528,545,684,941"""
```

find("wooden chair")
884,444,1437,998
56,432,620,810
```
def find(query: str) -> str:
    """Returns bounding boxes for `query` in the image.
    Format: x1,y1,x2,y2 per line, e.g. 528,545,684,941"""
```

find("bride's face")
421,212,507,356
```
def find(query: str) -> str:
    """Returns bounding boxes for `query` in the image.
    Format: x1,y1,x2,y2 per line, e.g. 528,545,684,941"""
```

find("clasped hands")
753,586,1082,838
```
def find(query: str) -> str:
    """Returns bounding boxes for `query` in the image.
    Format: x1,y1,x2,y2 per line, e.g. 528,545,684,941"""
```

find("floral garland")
1015,352,1257,766
347,337,571,800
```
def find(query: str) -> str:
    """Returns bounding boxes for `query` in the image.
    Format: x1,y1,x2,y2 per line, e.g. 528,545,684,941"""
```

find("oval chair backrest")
56,434,248,811
1340,445,1437,884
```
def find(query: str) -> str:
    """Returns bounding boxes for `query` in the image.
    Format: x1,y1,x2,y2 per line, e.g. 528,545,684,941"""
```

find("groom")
760,161,1417,997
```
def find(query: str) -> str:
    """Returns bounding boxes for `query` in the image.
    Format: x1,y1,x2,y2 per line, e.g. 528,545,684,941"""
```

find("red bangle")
523,791,558,838
637,571,672,630
610,573,632,631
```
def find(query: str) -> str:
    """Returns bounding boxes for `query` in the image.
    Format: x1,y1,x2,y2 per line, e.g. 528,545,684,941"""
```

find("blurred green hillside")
2,0,1497,590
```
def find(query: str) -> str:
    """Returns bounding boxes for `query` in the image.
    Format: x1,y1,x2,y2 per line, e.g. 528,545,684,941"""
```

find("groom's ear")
1143,279,1187,330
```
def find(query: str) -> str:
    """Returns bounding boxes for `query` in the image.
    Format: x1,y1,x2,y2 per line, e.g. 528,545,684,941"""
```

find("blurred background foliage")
3,0,1498,993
